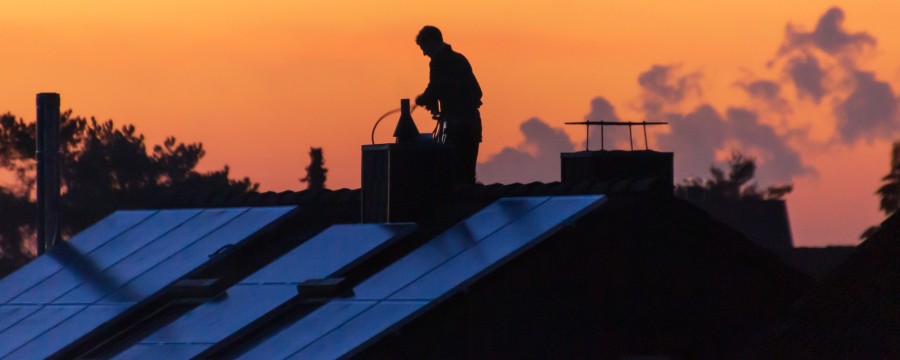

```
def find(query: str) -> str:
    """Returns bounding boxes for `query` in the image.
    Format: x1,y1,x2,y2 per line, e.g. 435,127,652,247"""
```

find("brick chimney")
561,120,673,189
561,150,673,187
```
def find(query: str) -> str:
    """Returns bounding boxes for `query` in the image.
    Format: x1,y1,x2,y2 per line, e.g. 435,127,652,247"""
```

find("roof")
749,212,900,358
0,177,815,358
782,246,856,280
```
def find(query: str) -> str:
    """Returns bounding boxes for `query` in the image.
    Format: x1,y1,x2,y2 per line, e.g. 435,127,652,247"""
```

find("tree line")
0,110,258,276
676,146,900,241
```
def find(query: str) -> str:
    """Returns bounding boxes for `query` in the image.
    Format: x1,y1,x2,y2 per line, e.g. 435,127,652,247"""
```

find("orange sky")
2,1,899,246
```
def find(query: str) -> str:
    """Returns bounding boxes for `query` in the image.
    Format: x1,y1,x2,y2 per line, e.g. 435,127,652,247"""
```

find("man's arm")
415,61,440,111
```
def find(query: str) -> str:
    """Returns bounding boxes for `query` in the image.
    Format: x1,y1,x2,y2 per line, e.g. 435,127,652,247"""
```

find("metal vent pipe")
36,93,61,255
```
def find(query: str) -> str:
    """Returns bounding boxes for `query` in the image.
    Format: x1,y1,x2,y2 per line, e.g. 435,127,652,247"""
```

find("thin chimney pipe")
36,93,61,255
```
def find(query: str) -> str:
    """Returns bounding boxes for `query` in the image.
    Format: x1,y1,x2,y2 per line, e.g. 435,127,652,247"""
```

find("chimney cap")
393,98,420,143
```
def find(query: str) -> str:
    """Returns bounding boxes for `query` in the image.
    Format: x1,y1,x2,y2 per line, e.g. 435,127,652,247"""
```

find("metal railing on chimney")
565,120,668,151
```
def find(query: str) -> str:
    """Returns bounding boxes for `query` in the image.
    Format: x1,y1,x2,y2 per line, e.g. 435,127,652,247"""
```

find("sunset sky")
3,1,899,247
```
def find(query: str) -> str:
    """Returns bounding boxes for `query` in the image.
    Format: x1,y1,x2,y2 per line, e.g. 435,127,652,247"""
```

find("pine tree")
301,147,327,191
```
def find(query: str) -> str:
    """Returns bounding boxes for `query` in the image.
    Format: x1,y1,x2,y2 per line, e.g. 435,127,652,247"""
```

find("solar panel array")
115,223,417,359
0,195,606,359
0,206,297,359
236,195,606,359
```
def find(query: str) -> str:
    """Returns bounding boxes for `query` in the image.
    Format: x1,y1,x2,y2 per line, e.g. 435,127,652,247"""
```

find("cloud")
726,108,814,182
785,55,827,103
583,96,629,150
638,65,702,117
640,63,808,183
585,97,621,122
778,7,876,56
773,7,900,144
654,104,811,184
741,80,780,100
774,7,879,106
478,7,886,187
834,71,899,143
655,105,728,179
737,79,792,114
477,118,574,184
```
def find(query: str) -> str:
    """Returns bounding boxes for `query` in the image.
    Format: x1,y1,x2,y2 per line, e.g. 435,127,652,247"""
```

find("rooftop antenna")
564,120,668,151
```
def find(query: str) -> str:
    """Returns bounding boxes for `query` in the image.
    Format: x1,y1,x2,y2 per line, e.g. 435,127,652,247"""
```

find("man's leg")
459,140,479,184
452,137,479,185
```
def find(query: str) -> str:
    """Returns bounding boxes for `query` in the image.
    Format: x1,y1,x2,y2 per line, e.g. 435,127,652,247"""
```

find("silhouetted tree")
876,140,900,215
676,151,793,201
863,140,900,239
0,188,34,275
300,147,327,191
0,110,257,277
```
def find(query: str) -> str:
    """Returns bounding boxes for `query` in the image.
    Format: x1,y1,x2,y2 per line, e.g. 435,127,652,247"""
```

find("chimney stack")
561,121,674,189
361,99,452,223
36,93,61,255
561,150,673,188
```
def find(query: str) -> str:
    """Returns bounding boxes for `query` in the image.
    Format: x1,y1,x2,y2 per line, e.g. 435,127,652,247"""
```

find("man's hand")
416,94,438,113
415,94,428,107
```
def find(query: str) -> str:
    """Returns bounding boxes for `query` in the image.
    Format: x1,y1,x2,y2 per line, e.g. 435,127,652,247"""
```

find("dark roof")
680,196,794,255
0,176,816,358
782,246,856,280
749,213,900,358
146,178,666,209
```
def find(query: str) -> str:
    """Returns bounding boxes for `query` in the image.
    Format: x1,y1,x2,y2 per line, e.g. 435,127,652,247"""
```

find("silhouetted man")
414,25,483,185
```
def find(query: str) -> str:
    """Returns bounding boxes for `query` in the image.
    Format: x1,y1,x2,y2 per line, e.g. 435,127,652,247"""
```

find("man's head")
416,25,444,57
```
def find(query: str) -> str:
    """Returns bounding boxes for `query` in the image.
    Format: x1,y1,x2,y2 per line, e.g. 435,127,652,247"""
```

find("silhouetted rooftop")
0,171,824,358
749,212,900,358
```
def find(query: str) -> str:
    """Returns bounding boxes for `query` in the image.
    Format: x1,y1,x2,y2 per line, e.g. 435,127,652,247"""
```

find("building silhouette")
0,118,887,359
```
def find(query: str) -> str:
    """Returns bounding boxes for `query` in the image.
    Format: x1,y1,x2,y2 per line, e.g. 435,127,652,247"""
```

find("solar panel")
101,207,294,303
0,304,83,357
6,304,130,358
114,223,417,359
55,208,250,304
0,305,40,334
10,209,205,305
0,206,297,359
238,195,605,359
0,210,156,304
109,343,210,358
